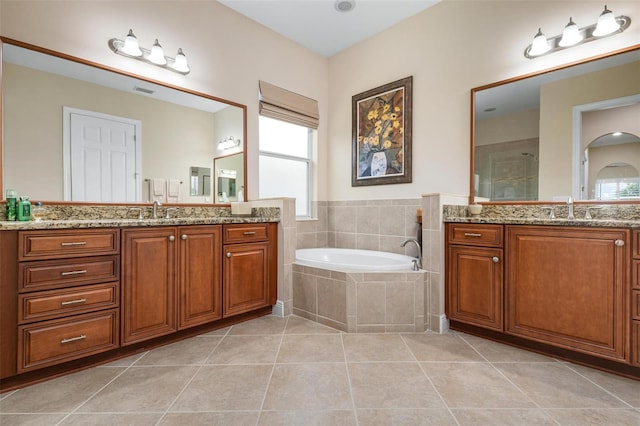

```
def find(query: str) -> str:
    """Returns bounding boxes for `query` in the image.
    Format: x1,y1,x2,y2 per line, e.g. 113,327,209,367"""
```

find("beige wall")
328,0,640,201
475,109,540,146
3,62,218,203
1,0,639,203
539,60,640,199
582,103,640,150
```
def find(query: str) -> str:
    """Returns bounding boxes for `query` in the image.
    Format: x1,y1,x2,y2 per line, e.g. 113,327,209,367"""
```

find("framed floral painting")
352,76,413,186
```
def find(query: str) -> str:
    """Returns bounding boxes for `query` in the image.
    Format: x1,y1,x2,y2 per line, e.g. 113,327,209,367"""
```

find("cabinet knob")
492,256,499,263
226,252,232,258
181,234,187,240
615,239,625,247
168,235,175,242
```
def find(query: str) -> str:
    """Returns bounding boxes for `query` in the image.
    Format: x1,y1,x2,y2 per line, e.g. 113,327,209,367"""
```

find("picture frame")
352,76,413,186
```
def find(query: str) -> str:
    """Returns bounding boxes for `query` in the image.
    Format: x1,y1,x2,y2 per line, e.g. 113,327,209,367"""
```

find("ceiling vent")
334,0,355,13
134,86,155,95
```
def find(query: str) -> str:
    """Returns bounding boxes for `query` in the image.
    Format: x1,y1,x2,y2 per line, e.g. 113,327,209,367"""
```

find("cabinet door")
447,245,503,331
223,242,270,317
178,226,222,329
122,228,177,345
506,226,628,361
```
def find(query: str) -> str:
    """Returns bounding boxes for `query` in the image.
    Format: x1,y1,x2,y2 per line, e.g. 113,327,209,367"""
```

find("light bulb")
559,18,583,47
173,48,190,73
529,28,550,56
593,5,620,36
148,39,167,65
121,29,142,56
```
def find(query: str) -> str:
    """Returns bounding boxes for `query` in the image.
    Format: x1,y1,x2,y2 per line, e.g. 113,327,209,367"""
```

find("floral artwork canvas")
352,76,412,186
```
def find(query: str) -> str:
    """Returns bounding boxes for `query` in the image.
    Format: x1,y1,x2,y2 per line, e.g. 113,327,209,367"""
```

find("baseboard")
271,300,285,317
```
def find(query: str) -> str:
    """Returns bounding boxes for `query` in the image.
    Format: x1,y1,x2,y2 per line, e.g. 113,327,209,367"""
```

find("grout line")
255,315,288,425
562,363,636,409
154,332,226,426
53,354,145,426
340,332,359,425
399,333,460,426
455,334,558,424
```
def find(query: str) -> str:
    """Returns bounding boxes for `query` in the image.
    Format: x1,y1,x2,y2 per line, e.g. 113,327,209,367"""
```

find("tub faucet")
152,200,162,219
401,238,422,271
567,196,574,220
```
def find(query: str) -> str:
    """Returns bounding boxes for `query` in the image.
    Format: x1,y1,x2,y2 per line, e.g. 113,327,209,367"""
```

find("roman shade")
258,80,319,129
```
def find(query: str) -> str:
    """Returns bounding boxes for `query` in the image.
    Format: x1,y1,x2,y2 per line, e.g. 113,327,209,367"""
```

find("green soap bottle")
5,189,17,221
17,197,31,221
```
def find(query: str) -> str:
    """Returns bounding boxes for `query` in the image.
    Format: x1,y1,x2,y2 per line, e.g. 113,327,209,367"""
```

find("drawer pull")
60,298,87,306
226,252,232,258
60,241,87,246
492,256,500,263
464,233,482,237
243,231,256,236
60,335,87,344
615,239,625,247
60,269,88,276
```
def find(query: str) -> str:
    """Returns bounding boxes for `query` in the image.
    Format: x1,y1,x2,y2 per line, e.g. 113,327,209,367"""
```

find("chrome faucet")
152,200,162,219
401,238,422,271
567,196,574,220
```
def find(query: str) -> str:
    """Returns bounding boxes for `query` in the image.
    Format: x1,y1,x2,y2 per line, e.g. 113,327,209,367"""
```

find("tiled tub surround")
294,195,468,334
296,199,422,255
293,264,425,332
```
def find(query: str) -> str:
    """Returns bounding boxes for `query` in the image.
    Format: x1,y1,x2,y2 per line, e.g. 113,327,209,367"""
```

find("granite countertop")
443,204,640,228
443,216,640,228
0,216,279,231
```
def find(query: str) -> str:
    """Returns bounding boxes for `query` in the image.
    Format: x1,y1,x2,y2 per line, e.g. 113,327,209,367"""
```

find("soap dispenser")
17,196,31,221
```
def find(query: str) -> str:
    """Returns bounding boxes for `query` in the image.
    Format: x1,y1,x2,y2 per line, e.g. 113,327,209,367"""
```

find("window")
259,116,314,217
595,177,640,200
257,81,318,218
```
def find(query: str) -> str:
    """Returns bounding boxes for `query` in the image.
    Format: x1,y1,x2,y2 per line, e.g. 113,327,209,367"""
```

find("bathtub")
295,248,416,272
293,248,426,333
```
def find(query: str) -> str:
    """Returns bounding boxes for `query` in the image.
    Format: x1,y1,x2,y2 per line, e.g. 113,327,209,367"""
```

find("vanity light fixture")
109,29,190,74
524,5,631,59
218,136,241,150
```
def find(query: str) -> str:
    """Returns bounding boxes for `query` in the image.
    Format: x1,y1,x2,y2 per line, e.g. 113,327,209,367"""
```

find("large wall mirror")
471,44,640,203
1,37,247,205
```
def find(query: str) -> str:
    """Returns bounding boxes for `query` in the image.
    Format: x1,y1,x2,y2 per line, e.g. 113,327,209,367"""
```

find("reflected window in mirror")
594,162,640,200
471,45,640,203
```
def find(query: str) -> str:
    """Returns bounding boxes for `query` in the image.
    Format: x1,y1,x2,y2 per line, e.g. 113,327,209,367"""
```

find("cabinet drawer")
18,309,119,372
19,229,119,260
19,256,119,292
19,283,118,324
447,224,503,247
633,290,640,321
223,223,269,244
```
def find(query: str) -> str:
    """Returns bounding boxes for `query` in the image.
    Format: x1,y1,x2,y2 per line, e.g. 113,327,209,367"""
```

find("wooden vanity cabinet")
121,225,223,345
632,230,640,367
506,226,629,362
15,229,121,373
121,227,177,345
223,223,277,317
446,224,504,331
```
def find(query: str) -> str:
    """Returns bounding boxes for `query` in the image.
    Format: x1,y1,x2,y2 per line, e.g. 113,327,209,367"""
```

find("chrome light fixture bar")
218,136,241,150
524,6,631,59
109,29,190,74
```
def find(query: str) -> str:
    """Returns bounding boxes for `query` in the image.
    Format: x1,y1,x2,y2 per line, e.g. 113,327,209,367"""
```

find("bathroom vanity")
0,213,278,391
445,212,640,379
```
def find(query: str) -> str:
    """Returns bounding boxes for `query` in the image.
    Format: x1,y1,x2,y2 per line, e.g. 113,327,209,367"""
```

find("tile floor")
1,315,639,425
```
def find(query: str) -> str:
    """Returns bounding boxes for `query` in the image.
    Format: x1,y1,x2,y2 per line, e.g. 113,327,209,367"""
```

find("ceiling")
217,0,440,57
